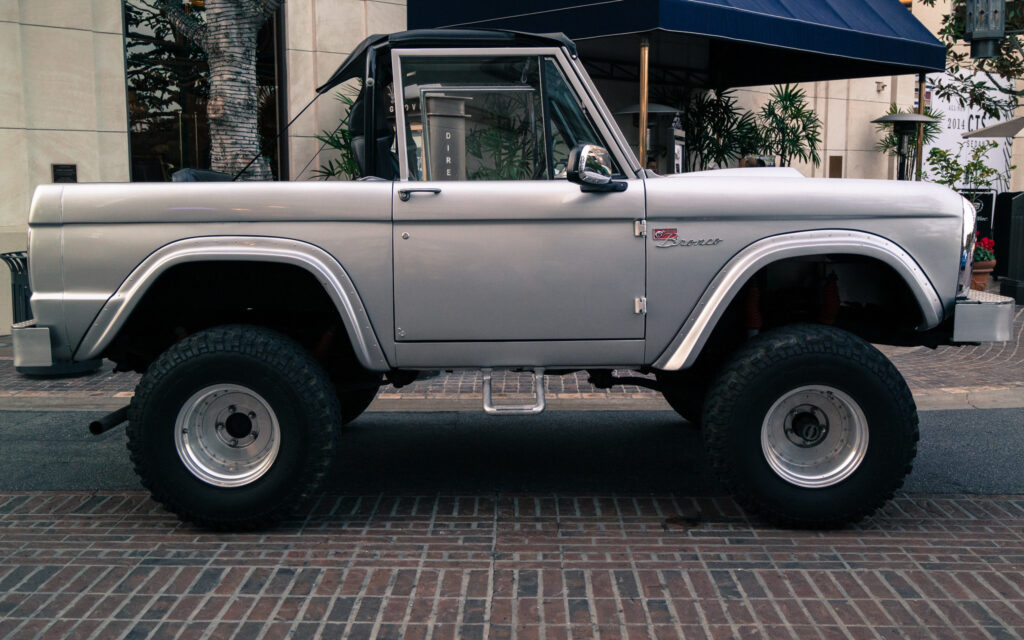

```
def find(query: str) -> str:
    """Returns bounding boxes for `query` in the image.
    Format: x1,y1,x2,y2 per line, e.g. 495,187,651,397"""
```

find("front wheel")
702,324,918,528
127,325,341,529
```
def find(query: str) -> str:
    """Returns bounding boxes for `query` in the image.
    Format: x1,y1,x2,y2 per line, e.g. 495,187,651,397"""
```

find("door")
390,51,645,343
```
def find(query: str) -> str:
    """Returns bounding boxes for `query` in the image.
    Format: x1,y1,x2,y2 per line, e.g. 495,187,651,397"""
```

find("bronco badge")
653,229,723,248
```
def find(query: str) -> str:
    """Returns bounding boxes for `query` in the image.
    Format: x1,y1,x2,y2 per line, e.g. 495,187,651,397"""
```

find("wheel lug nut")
228,405,236,413
248,412,256,419
231,439,238,446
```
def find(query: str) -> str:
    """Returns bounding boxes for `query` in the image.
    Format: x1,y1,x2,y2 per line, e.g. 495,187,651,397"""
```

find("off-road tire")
127,325,341,530
703,324,918,528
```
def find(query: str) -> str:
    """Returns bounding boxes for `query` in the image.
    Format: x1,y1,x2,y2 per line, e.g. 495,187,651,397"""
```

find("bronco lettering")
655,237,724,248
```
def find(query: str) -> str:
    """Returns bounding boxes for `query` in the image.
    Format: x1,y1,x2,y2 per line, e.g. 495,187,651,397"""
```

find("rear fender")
73,236,390,371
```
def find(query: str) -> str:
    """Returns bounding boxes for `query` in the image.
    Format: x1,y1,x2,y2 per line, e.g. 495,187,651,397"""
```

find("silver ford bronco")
13,30,1015,529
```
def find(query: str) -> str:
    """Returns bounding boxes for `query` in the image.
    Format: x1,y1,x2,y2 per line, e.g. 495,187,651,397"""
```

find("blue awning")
408,0,946,87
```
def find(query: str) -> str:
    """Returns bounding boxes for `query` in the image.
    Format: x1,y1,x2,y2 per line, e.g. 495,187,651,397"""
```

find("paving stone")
0,491,1021,639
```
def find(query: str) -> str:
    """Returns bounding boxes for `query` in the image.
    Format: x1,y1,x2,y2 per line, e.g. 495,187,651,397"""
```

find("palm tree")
155,0,282,180
758,84,822,168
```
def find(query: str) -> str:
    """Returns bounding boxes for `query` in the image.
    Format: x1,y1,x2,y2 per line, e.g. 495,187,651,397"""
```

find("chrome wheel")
760,385,868,488
174,384,281,487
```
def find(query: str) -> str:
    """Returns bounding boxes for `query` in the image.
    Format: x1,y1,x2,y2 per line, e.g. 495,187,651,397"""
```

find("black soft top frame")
316,29,575,95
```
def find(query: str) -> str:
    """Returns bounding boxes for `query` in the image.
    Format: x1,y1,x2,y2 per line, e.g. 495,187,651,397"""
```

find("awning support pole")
639,36,650,169
915,72,926,180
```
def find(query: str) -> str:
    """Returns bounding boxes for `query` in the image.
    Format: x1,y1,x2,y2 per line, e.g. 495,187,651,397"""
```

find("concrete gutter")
1,386,1019,413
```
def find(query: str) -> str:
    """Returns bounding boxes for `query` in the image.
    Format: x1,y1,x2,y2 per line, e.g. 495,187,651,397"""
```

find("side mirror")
567,144,627,192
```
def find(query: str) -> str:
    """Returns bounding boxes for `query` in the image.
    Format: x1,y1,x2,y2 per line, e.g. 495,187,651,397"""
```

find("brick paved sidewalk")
0,305,1020,403
0,492,1022,639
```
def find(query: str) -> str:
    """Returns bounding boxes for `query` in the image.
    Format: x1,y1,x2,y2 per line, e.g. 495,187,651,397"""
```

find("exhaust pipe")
89,406,129,435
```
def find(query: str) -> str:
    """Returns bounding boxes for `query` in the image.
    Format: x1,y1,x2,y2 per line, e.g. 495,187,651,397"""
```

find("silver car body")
18,41,1001,373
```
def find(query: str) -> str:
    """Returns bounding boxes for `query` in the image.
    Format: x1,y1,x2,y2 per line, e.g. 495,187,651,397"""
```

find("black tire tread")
703,323,919,528
127,325,341,530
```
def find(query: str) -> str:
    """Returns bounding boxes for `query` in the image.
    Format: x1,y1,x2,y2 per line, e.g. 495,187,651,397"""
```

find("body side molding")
654,230,944,371
73,236,390,371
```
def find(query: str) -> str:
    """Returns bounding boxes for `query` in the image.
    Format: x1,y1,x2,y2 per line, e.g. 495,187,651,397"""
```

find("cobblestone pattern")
879,306,1024,393
0,305,1020,400
0,492,1022,639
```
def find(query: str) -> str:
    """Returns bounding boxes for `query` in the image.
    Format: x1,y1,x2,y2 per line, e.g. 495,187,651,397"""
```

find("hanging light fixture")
964,0,1006,59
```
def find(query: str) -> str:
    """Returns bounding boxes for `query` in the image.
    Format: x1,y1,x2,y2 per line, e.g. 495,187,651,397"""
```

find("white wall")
284,0,406,181
0,0,130,334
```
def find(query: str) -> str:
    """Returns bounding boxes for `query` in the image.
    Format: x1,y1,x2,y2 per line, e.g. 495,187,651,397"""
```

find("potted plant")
971,235,996,291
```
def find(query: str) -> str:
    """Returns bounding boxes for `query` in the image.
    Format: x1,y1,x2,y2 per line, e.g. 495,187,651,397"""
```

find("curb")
365,387,1024,412
0,386,1020,413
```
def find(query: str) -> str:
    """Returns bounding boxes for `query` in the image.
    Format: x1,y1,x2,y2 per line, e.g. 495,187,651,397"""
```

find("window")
396,54,616,181
123,0,285,180
542,58,610,178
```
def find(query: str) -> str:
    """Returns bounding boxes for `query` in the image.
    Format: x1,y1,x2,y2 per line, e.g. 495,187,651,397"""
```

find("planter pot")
971,259,996,291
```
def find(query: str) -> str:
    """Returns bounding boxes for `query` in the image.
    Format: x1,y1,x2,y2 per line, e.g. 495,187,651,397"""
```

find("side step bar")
482,368,546,415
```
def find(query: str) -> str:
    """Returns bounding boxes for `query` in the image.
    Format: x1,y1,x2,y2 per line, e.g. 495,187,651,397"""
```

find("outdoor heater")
871,112,940,181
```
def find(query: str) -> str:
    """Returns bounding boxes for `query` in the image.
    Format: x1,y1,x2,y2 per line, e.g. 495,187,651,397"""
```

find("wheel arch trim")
653,230,944,371
73,236,390,371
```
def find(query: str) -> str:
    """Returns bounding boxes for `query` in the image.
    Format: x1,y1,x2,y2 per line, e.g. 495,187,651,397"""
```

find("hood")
670,167,805,179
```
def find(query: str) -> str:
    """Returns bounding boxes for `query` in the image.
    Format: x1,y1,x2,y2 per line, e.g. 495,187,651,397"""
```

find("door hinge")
634,220,647,237
634,297,647,314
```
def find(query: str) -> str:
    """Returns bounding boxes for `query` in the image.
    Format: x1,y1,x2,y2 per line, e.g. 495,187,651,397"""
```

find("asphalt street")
2,407,1022,495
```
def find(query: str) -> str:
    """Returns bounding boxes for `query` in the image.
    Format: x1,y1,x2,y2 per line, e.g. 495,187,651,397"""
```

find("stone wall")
284,0,406,181
0,0,129,334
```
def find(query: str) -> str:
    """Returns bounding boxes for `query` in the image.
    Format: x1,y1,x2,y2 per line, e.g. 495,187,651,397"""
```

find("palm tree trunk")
204,0,271,180
157,0,281,180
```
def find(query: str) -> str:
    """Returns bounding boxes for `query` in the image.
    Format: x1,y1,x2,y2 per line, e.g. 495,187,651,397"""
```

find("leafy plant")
757,84,822,167
654,88,761,171
925,140,1002,191
874,103,944,178
465,93,541,180
691,90,761,171
311,87,361,181
975,236,995,261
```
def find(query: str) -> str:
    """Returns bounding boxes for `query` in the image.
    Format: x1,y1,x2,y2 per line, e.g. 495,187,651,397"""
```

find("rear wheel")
702,324,918,528
127,325,341,529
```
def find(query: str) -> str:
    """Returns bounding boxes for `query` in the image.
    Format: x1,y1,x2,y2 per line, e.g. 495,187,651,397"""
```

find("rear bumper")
952,289,1015,343
11,320,101,375
12,320,53,368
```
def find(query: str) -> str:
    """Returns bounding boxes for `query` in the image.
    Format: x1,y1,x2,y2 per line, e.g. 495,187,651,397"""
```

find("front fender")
653,230,944,371
73,236,390,371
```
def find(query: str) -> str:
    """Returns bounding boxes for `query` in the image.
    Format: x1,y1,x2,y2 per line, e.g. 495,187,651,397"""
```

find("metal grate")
1,251,32,323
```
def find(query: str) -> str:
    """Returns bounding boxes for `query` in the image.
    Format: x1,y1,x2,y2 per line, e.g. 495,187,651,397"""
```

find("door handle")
398,187,442,202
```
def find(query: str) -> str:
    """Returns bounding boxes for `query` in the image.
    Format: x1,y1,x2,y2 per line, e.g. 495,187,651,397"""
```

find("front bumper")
952,289,1015,343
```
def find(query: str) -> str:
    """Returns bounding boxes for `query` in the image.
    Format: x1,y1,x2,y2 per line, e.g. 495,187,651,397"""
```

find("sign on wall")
923,72,1014,192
